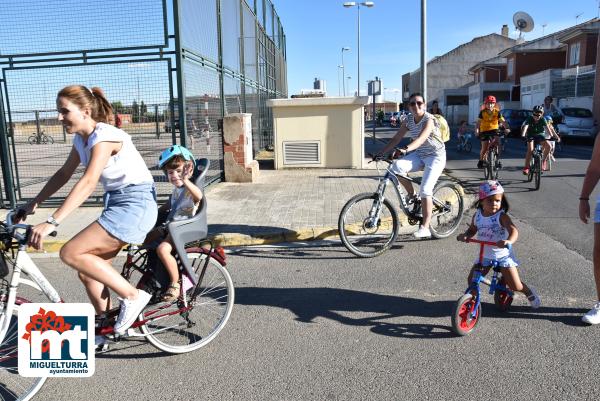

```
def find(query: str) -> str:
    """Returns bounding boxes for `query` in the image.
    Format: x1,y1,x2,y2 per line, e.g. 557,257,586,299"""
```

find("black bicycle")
28,130,54,145
483,129,507,180
525,137,544,190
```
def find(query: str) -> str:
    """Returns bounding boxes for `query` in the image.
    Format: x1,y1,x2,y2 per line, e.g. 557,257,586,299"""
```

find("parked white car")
555,107,597,139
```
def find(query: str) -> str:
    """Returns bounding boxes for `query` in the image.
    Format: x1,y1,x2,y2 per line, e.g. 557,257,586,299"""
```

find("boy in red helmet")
475,95,510,169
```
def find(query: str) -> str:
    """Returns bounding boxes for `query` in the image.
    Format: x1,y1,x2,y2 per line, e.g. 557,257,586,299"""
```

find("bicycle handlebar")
465,237,512,250
4,210,58,243
465,238,496,246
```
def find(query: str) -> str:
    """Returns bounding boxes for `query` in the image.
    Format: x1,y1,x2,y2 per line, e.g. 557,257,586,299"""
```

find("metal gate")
0,0,287,208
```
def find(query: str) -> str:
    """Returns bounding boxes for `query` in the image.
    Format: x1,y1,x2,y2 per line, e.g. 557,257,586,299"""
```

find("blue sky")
272,0,600,100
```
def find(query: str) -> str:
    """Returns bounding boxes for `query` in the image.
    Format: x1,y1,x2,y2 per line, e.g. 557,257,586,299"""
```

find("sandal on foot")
161,283,181,302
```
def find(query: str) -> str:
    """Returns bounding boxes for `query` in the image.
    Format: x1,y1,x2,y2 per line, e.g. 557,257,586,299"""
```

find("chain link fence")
0,0,287,207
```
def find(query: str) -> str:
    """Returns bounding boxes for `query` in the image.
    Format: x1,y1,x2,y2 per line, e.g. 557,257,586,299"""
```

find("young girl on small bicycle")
457,181,541,308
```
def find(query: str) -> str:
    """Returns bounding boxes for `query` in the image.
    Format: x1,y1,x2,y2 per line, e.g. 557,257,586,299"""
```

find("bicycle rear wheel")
141,249,234,354
0,280,50,401
429,183,464,239
338,193,399,258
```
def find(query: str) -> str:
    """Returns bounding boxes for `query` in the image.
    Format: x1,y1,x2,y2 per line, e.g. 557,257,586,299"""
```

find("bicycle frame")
97,243,225,337
463,238,513,319
0,227,63,343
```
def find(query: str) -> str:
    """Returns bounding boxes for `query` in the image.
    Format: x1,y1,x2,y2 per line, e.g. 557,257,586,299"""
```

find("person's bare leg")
60,222,140,314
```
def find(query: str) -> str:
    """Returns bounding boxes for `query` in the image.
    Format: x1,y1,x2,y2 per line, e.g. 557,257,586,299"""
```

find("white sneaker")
582,301,600,325
527,287,541,309
95,335,110,353
413,226,431,239
114,290,151,335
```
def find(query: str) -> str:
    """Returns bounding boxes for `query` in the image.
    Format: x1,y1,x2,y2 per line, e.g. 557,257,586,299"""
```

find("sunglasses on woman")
409,101,424,107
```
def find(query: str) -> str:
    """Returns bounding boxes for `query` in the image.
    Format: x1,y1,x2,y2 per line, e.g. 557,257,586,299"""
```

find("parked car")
383,112,393,122
499,109,532,136
554,107,597,140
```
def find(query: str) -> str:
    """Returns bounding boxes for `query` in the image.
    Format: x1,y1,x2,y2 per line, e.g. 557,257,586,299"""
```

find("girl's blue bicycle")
451,238,514,336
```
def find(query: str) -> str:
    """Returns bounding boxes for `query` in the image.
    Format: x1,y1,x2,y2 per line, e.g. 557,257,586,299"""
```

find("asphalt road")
31,220,598,401
14,125,600,400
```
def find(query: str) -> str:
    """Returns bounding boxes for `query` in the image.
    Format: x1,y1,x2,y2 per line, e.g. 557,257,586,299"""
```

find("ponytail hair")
57,85,114,125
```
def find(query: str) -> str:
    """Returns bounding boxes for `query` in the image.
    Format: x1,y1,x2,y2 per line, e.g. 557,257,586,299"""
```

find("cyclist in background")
543,114,561,162
475,95,509,169
521,105,555,174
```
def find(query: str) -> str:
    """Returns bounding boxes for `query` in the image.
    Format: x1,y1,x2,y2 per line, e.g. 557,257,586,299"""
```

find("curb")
32,192,477,252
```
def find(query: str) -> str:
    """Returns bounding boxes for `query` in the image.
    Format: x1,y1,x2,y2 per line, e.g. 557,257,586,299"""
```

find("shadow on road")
236,286,588,340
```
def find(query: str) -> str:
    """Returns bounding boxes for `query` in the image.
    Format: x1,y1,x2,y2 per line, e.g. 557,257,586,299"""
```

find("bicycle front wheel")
338,193,399,258
429,183,464,239
487,151,497,180
527,158,534,183
464,140,472,153
451,293,481,336
27,136,36,145
534,155,541,190
141,249,234,354
0,281,51,401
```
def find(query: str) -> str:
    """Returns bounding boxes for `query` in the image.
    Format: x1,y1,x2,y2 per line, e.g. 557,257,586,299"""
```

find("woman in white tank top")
377,93,446,239
16,85,157,341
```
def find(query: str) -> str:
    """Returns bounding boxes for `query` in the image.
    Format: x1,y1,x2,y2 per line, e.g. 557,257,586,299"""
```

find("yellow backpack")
432,114,450,142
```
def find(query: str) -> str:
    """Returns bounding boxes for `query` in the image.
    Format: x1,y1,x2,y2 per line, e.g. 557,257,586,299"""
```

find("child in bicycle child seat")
145,145,203,302
456,181,541,308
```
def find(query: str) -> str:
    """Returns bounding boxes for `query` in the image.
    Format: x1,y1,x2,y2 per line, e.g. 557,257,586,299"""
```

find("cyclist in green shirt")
521,105,554,175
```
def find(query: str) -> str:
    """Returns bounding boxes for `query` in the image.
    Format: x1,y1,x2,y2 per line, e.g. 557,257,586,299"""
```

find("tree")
111,101,123,113
132,101,139,123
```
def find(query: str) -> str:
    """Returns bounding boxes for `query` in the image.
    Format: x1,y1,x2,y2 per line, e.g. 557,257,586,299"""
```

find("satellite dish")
513,11,534,40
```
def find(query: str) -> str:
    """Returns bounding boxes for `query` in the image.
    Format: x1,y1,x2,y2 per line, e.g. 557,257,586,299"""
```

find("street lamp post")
341,47,350,96
343,1,374,97
337,65,344,96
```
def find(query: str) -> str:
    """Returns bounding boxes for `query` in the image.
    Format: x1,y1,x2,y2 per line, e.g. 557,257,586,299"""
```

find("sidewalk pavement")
1,132,476,253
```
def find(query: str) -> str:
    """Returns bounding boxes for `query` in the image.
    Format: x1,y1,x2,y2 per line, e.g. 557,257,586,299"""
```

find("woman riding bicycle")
376,92,446,239
475,95,510,169
16,85,158,338
521,105,557,174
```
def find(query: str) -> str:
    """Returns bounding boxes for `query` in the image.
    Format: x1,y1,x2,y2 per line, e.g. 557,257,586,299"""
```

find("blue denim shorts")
98,183,158,244
595,201,600,224
475,255,519,268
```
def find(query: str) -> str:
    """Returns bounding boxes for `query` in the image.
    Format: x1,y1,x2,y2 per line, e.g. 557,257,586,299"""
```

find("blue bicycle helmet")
158,145,195,169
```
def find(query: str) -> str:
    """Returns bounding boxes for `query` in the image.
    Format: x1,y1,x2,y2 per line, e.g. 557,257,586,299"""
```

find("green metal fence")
0,0,287,207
